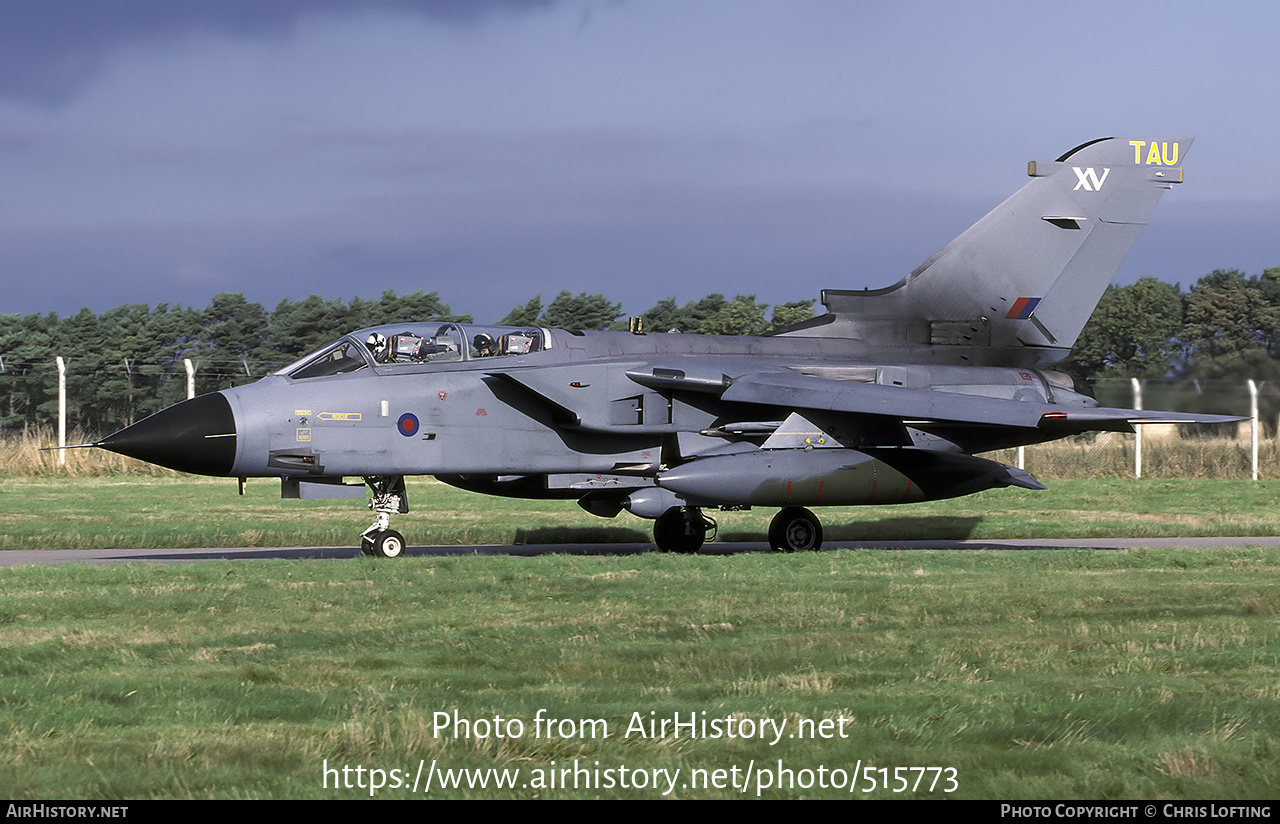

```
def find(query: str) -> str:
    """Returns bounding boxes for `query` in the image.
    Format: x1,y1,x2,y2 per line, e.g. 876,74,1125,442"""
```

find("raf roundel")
396,412,419,437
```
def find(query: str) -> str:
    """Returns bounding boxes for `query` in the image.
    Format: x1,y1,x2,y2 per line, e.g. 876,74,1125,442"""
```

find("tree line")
1,267,1276,435
1063,268,1280,383
0,289,812,434
0,290,470,433
1058,268,1280,427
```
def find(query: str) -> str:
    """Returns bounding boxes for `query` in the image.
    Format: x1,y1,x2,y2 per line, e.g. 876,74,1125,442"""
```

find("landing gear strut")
654,506,715,554
769,507,823,552
360,475,409,558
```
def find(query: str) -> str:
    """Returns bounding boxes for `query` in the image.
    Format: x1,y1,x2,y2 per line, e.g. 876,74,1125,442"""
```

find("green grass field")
2,548,1278,799
2,475,1279,799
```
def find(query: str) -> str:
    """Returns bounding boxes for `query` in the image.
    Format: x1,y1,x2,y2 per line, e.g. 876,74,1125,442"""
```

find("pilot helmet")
366,333,387,352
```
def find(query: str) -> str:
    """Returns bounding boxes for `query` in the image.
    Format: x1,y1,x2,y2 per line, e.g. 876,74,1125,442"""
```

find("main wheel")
653,507,707,554
769,507,823,552
370,529,407,558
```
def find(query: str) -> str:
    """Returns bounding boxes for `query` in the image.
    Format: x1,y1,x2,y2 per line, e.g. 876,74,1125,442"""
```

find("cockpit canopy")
283,323,551,379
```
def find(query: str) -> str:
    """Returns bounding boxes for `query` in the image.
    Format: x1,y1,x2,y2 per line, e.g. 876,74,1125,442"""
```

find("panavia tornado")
94,136,1237,556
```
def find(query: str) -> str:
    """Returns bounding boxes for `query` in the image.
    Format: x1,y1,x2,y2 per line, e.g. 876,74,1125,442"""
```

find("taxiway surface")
5,537,1280,565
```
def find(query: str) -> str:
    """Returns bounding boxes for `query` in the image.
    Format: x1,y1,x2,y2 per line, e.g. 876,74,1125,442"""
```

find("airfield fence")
0,360,1276,479
0,356,287,434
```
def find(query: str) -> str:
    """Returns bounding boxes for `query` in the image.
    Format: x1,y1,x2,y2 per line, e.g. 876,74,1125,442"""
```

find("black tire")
653,507,706,554
769,507,823,552
371,529,407,558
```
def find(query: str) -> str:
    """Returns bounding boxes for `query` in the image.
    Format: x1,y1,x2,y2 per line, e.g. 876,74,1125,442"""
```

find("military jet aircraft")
93,136,1238,556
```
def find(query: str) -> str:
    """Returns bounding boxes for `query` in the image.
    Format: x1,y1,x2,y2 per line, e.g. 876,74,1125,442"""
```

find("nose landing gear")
360,475,409,557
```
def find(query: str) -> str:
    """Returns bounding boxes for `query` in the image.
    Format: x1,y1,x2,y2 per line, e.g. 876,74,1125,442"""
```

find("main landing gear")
651,506,823,553
360,475,409,558
653,506,716,554
768,507,823,552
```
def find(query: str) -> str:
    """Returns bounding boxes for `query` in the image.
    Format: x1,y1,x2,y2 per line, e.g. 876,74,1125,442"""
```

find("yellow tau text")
1130,140,1179,165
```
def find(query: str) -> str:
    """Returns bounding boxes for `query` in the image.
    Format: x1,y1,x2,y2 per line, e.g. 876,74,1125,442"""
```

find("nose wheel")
360,476,409,558
362,528,406,558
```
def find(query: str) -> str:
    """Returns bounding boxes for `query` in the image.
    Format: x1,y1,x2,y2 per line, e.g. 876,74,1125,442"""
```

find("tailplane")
801,137,1191,366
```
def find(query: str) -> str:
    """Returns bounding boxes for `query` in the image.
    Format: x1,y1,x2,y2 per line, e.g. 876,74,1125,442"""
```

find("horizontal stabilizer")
724,370,1244,434
1037,408,1246,434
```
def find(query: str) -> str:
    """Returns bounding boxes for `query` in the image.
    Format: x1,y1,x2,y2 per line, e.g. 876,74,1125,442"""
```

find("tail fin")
816,137,1191,366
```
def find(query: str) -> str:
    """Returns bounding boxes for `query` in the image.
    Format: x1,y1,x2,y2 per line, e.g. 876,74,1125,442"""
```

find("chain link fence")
0,356,290,436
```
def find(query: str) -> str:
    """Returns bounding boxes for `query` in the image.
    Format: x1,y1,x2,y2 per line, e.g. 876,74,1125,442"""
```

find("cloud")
0,0,557,106
2,0,1274,326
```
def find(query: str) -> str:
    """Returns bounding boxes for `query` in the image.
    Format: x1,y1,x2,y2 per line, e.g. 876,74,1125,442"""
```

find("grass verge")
2,475,1279,550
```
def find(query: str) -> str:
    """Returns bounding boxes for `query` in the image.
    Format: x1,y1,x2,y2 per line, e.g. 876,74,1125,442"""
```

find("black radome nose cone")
98,392,237,475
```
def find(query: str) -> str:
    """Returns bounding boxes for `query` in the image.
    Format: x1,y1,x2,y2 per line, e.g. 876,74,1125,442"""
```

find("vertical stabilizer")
817,137,1190,365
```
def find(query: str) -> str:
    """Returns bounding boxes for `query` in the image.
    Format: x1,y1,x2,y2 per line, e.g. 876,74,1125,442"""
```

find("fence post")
185,358,196,400
1131,377,1142,479
1249,379,1259,481
56,356,67,466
